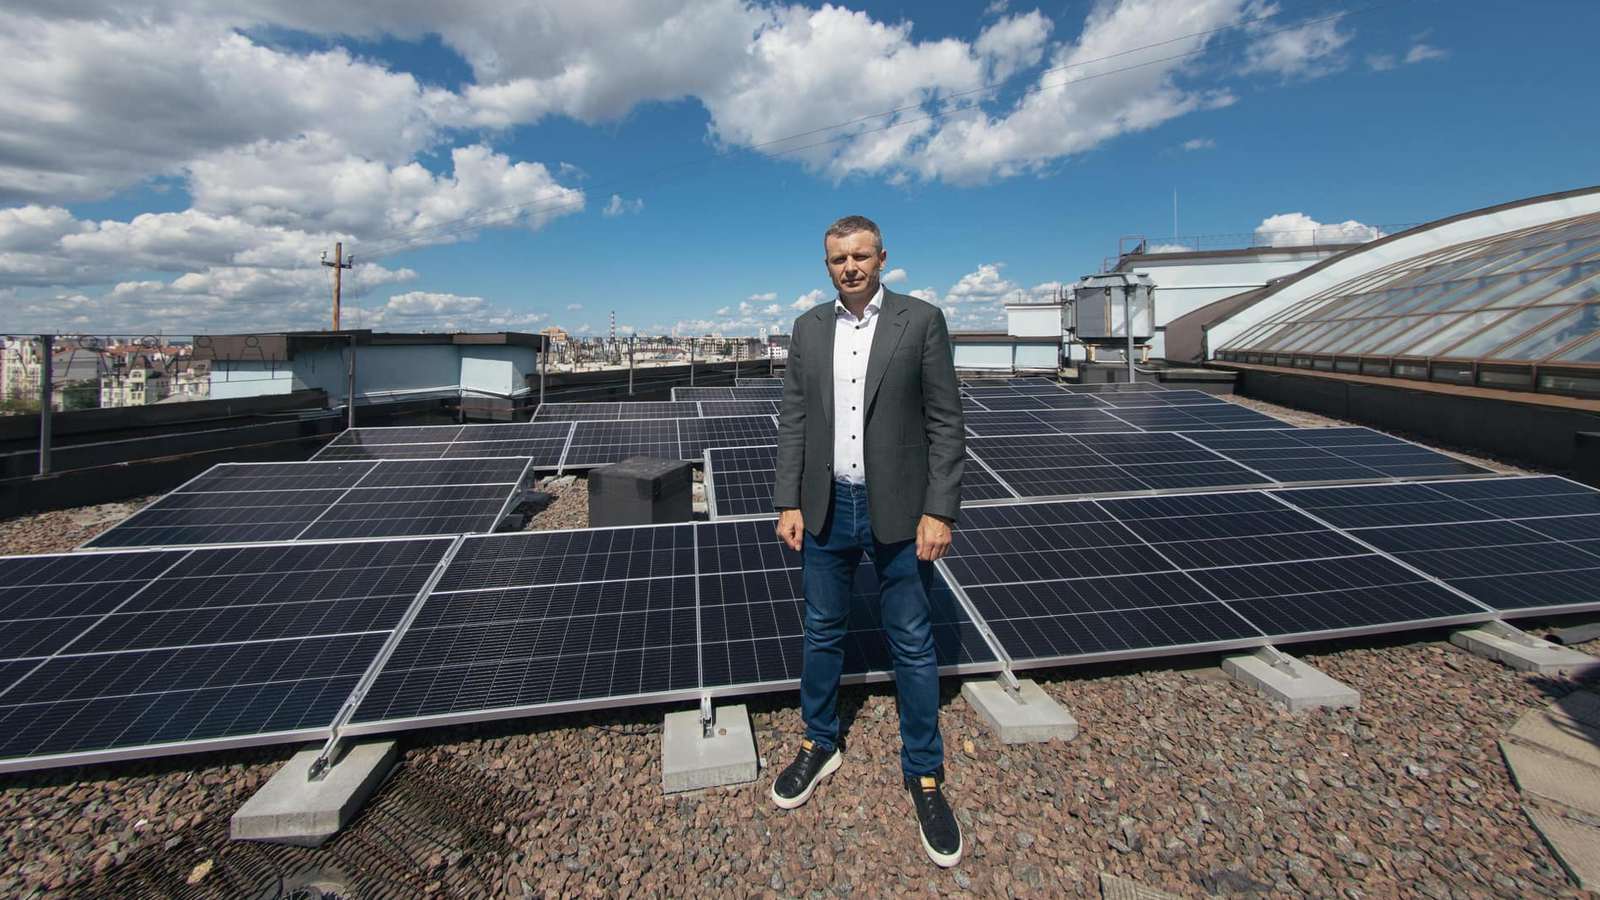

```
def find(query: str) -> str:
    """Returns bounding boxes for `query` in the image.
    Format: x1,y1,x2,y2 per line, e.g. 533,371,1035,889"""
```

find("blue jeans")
800,480,944,777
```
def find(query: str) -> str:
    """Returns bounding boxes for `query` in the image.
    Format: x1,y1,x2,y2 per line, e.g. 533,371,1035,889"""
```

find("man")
770,215,965,868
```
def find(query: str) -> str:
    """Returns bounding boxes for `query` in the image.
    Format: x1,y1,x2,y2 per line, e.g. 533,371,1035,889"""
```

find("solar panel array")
5,475,1599,772
316,422,573,468
0,539,454,771
1273,476,1600,615
85,459,532,548
702,428,1490,515
8,351,1592,776
940,490,1495,669
342,520,1000,737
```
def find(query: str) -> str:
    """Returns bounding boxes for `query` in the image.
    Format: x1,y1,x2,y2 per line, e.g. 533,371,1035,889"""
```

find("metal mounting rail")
310,534,466,781
934,558,1021,698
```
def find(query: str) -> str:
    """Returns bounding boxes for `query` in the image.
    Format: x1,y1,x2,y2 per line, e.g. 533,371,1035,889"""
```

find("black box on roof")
587,456,693,527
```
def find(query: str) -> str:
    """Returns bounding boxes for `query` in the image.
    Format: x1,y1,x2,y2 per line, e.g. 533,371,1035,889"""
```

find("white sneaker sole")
912,795,964,867
769,750,841,810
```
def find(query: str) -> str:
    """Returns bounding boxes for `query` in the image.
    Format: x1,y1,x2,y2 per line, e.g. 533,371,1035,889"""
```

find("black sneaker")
906,772,963,867
770,738,842,809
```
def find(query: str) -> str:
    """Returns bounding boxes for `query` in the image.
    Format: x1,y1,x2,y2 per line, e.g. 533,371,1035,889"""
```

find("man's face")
825,230,886,304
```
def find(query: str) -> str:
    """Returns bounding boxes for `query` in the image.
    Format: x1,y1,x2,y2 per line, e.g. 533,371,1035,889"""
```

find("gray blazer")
772,287,965,544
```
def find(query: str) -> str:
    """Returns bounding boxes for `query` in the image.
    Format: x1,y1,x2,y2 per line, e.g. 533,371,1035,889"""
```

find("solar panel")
965,409,1141,437
695,520,999,689
1093,389,1222,408
703,445,1017,520
735,377,783,386
85,459,530,548
699,400,781,418
347,527,702,728
1182,428,1492,483
677,416,779,461
562,419,680,469
671,387,734,401
937,491,1491,669
1060,382,1167,393
342,519,1000,735
1272,476,1600,616
0,538,453,773
704,445,781,520
328,426,463,445
961,398,990,414
314,422,573,468
531,403,621,421
971,394,1051,411
1102,404,1292,432
314,442,453,460
968,432,1270,500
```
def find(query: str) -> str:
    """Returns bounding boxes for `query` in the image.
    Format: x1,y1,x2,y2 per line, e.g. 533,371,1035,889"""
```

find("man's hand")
916,514,953,562
776,508,805,552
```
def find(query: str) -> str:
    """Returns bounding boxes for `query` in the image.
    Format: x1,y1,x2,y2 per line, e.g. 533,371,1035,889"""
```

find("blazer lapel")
814,302,835,424
863,289,908,413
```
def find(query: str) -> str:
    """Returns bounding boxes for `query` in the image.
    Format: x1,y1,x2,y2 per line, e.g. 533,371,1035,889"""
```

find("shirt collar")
834,283,884,322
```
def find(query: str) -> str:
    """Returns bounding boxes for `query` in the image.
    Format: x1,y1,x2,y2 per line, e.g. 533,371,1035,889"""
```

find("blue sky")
2,0,1597,337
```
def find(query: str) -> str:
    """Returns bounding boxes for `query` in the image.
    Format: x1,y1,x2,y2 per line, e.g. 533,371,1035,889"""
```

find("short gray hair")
824,215,882,252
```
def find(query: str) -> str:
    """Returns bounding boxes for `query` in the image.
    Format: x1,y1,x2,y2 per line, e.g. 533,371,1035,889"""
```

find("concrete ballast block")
1222,648,1359,712
1451,623,1600,676
661,703,758,794
231,740,397,847
961,678,1078,744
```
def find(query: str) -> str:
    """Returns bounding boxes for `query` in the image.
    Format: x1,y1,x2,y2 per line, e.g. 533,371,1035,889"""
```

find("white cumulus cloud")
1255,212,1384,247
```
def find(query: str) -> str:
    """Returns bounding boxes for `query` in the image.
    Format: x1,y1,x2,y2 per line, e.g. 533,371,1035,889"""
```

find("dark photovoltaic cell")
676,416,779,460
1273,476,1600,615
562,419,681,468
85,458,530,548
961,398,991,414
1182,428,1491,483
0,538,452,771
939,491,1489,668
314,422,573,468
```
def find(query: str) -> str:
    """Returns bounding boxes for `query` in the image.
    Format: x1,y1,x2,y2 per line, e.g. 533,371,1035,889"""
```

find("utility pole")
322,242,354,330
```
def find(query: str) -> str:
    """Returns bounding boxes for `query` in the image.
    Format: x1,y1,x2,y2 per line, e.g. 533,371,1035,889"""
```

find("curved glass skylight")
1219,212,1600,367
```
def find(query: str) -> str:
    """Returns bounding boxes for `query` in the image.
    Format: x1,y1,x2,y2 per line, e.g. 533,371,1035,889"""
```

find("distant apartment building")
97,349,211,408
1,337,104,410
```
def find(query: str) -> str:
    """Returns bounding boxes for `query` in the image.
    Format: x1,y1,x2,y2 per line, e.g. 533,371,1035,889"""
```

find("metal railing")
3,331,786,478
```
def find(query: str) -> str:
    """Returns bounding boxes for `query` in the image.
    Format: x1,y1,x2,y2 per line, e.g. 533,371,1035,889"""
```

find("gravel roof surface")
0,395,1589,897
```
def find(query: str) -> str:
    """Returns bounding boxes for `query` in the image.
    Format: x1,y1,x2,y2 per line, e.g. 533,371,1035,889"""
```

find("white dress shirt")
832,284,882,485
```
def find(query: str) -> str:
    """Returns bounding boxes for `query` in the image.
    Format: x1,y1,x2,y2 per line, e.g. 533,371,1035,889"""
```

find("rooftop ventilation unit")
1068,272,1155,381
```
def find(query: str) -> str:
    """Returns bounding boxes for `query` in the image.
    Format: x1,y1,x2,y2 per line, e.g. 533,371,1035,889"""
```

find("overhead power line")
356,0,1408,261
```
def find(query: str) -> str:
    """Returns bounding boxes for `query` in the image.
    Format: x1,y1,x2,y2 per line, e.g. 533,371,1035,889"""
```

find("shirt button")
851,406,856,411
